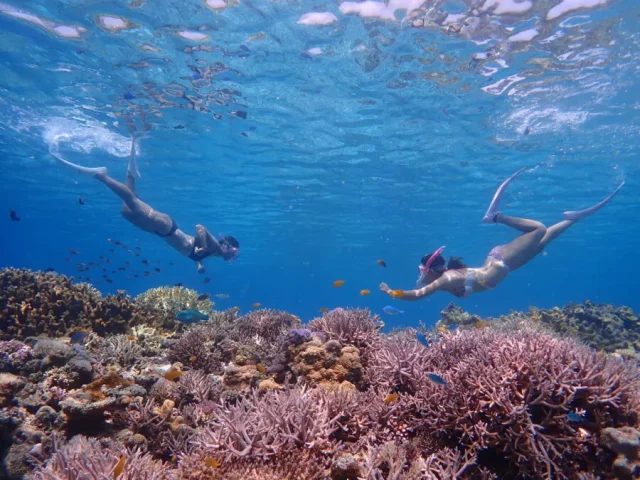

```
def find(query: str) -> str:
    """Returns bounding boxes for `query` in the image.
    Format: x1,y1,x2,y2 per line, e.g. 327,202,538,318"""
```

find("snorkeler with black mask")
52,136,239,273
381,168,623,300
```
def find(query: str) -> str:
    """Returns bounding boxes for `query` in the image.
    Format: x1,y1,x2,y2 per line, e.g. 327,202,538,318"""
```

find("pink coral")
374,328,640,478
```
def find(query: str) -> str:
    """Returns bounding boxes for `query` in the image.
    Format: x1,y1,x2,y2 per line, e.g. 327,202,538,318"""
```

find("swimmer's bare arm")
379,275,454,301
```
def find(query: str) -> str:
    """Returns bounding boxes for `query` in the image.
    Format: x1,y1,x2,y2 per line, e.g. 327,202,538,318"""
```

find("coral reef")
0,273,638,480
437,300,640,356
135,286,214,330
0,268,159,340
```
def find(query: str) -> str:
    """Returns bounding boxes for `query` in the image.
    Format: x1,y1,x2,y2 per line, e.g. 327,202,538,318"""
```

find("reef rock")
601,427,640,480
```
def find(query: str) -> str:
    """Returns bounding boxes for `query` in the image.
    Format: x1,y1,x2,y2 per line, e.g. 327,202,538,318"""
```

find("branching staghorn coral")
30,435,171,480
398,327,640,478
197,385,342,459
99,334,144,367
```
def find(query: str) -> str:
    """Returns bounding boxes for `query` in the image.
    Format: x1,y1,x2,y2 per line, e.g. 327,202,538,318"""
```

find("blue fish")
383,305,405,315
567,412,585,423
448,323,459,330
123,92,135,100
176,309,209,323
416,332,430,347
426,373,447,386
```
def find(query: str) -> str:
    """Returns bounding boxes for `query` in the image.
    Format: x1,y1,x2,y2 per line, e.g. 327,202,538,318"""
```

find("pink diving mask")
417,245,446,283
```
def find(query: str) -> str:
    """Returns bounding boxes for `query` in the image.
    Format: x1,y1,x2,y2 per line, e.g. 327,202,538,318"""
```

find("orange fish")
164,370,182,381
390,290,405,298
360,289,371,296
377,259,386,268
319,307,328,313
189,355,197,362
333,280,345,288
256,363,266,373
384,393,399,404
437,326,448,334
113,456,126,479
252,302,261,308
204,457,221,468
232,306,240,311
474,320,490,329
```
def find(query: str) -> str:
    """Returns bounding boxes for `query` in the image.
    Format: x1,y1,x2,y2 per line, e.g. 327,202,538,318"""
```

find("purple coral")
385,327,640,478
30,435,170,480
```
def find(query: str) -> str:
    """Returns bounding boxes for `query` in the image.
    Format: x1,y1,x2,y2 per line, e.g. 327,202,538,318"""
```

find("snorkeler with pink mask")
381,168,624,300
52,136,239,274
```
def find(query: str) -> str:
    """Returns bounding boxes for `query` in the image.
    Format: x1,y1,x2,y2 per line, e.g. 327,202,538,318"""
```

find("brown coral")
0,268,159,340
289,337,363,389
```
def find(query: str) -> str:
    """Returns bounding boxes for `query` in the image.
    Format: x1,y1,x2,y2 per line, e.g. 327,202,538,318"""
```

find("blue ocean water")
0,0,638,330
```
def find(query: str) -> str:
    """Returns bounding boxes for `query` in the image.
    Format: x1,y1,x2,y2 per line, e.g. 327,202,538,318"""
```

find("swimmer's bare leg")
537,220,574,251
495,213,547,270
96,173,138,211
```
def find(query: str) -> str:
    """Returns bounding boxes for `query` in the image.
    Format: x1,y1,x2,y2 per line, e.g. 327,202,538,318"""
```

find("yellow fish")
319,307,328,313
164,370,182,381
360,289,371,296
232,306,240,311
391,289,405,298
252,302,261,308
204,457,221,468
333,280,345,288
189,355,197,363
383,393,399,404
256,363,266,373
474,320,490,329
437,326,447,334
114,456,126,479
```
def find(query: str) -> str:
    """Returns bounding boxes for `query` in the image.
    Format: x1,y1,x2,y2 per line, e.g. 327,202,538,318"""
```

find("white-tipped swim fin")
563,181,624,221
127,137,141,180
482,167,527,224
52,152,107,177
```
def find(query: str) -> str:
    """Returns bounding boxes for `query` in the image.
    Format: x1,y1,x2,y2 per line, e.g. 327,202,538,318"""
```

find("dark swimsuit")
156,218,178,238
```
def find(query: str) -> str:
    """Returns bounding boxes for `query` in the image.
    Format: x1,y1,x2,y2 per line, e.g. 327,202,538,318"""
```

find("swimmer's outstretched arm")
379,276,450,301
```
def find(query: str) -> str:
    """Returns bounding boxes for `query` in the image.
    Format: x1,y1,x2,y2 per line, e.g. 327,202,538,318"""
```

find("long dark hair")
421,253,467,272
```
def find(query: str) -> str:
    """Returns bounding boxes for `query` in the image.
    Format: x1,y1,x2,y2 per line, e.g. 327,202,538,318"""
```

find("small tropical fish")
256,363,266,373
113,456,126,478
142,259,149,265
416,333,429,347
390,290,405,298
203,277,211,284
474,320,490,329
78,196,85,205
69,248,80,255
197,293,210,301
44,267,55,273
383,393,399,404
437,326,448,334
449,324,459,330
252,302,261,308
319,307,328,313
9,209,20,222
333,280,345,288
70,331,90,344
426,373,447,386
377,259,386,268
176,309,209,323
203,457,221,468
383,305,405,315
164,370,182,381
107,238,113,243
189,355,197,362
567,411,585,423
154,267,161,273
174,283,183,287
215,293,230,299
360,289,371,296
232,306,240,311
